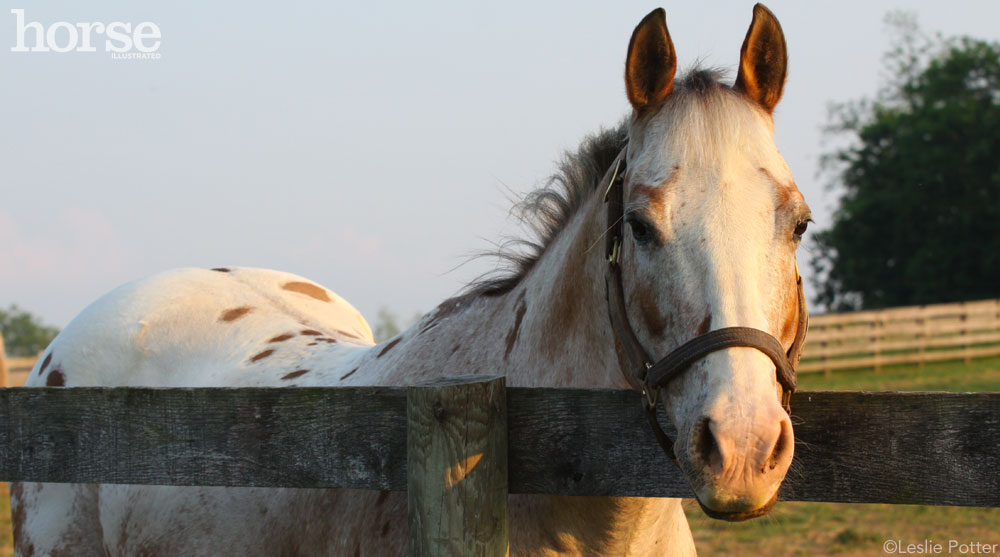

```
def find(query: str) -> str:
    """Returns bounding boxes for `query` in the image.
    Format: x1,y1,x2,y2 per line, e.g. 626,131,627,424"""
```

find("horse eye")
627,217,654,245
793,219,810,238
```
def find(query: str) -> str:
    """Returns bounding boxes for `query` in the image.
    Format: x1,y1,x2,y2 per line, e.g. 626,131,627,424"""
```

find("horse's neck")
357,193,624,388
346,193,690,554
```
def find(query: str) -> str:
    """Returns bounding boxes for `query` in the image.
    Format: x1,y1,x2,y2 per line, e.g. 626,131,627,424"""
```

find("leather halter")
601,148,809,463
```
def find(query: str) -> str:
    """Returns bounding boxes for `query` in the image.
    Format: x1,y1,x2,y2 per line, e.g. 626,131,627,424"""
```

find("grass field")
1,357,997,555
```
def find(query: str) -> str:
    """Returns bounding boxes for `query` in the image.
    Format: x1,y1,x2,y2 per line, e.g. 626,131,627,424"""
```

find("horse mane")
470,68,729,297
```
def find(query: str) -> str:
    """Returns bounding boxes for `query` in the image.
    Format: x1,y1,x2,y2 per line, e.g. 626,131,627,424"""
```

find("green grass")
0,483,9,556
685,500,999,556
2,357,998,556
797,355,1000,392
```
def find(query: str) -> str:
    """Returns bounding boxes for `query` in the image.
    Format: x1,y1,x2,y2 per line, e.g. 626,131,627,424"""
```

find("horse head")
615,4,810,520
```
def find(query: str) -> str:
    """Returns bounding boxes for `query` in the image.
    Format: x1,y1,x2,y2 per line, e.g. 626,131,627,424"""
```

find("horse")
12,4,810,555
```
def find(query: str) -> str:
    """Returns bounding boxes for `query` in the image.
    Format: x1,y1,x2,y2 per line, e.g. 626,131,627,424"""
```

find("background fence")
0,332,39,388
797,298,1000,375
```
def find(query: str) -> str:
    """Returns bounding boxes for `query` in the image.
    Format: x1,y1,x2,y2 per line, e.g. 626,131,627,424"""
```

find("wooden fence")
799,298,1000,375
0,377,997,555
0,332,41,388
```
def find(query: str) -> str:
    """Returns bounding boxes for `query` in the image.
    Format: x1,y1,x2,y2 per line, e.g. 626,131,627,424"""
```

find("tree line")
810,14,1000,311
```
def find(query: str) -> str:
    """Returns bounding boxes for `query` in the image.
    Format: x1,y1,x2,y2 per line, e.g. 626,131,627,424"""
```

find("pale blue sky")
2,1,999,328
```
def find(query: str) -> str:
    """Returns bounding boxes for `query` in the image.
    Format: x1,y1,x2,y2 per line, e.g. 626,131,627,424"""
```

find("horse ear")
625,8,677,114
734,3,787,113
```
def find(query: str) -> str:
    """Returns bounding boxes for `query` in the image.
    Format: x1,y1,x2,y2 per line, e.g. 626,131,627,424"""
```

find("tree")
0,305,60,357
812,15,1000,311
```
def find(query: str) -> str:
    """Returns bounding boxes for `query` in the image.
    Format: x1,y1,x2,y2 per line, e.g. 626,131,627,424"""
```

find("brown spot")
340,368,358,381
10,482,23,541
761,167,801,208
774,183,793,207
281,369,309,380
39,352,52,375
629,183,666,216
426,292,479,328
317,338,337,343
375,491,389,506
504,293,528,361
380,521,390,537
11,483,43,557
46,369,65,387
301,329,323,336
220,307,253,322
250,349,275,363
282,281,331,302
778,281,800,345
377,338,402,358
697,313,712,336
637,288,667,338
307,342,318,346
417,321,439,336
268,333,294,343
543,258,586,358
211,267,231,273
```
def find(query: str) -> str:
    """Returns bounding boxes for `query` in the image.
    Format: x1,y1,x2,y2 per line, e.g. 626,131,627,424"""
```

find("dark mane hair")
470,68,729,296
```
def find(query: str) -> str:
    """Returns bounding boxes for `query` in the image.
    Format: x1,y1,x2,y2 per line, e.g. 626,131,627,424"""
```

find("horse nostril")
695,418,722,474
764,418,793,474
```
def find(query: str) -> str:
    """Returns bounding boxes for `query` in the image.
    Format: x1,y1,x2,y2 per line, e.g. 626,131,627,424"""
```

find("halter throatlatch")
602,148,809,464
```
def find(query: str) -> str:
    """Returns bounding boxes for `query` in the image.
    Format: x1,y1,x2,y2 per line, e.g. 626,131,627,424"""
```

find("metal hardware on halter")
608,238,621,266
640,362,658,407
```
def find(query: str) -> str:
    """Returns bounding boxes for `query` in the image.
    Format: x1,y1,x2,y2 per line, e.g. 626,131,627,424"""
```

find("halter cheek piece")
602,148,809,464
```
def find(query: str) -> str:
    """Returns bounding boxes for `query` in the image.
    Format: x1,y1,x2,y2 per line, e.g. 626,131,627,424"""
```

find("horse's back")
23,266,374,388
12,267,404,556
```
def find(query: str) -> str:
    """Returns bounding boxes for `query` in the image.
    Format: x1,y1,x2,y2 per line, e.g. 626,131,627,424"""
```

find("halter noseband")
602,147,808,464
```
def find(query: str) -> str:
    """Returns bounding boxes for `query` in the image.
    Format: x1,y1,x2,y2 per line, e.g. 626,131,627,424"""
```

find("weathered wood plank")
0,387,997,507
0,386,408,490
407,375,508,557
779,391,1000,507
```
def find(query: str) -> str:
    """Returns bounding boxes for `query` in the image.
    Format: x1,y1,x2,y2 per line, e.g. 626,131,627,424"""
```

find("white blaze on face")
624,84,804,516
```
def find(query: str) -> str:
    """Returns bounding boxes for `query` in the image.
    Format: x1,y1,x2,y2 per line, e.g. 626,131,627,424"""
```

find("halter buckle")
608,237,621,267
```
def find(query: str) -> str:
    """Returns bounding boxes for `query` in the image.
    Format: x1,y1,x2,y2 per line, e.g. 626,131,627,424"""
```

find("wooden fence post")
961,304,971,364
407,375,509,557
0,332,8,388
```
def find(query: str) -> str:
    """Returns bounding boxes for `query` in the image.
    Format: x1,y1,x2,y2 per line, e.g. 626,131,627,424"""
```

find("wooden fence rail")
799,298,1000,374
0,385,997,508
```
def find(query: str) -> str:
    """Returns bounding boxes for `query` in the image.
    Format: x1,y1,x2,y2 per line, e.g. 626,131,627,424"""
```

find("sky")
2,1,999,330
